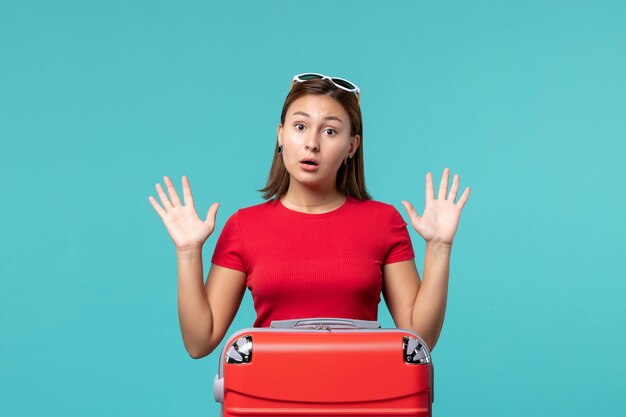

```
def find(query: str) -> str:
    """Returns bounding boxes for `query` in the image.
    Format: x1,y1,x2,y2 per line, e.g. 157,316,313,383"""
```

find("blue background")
1,1,625,415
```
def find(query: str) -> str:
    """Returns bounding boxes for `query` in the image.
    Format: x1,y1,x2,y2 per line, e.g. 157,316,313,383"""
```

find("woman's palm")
149,176,219,249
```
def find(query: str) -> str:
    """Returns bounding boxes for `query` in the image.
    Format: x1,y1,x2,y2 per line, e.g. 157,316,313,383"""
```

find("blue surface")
1,1,625,415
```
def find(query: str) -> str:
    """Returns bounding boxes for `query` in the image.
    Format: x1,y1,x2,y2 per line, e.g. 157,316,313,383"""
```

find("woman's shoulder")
349,196,398,211
347,196,402,218
232,199,280,217
217,200,278,231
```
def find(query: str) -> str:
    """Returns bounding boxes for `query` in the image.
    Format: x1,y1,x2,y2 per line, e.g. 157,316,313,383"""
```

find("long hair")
258,78,372,201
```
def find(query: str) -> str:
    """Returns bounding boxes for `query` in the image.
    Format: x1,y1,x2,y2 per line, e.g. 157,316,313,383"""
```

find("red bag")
213,317,434,416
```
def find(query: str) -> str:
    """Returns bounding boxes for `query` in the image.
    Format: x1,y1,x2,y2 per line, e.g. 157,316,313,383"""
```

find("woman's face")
277,94,360,190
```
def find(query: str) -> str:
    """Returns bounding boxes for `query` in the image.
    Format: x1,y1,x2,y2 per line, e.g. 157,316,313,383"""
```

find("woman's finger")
148,195,167,218
163,176,182,207
456,187,471,210
155,182,173,211
182,175,195,207
437,167,450,200
401,200,421,226
448,173,459,202
205,202,220,226
425,172,434,202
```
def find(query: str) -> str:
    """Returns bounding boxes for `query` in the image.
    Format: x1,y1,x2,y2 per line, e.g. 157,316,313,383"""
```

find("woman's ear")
349,134,361,156
277,123,283,146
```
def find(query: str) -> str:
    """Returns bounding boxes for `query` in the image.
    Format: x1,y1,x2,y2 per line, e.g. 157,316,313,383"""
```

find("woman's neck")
280,183,346,214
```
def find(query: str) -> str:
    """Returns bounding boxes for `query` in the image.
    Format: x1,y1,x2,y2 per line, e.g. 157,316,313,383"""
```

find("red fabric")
211,196,415,328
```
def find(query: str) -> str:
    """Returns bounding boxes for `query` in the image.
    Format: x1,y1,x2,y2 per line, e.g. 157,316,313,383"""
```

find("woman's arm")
149,175,247,359
382,242,451,351
176,246,213,358
411,241,451,350
395,167,470,351
177,246,247,359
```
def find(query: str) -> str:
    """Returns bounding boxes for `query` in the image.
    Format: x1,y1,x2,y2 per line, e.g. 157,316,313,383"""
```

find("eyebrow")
291,111,344,124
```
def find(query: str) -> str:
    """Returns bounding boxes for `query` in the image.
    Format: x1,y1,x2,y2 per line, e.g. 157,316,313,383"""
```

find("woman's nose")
305,134,320,152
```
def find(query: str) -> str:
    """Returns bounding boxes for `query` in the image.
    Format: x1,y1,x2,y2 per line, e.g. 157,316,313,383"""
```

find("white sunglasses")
291,72,361,104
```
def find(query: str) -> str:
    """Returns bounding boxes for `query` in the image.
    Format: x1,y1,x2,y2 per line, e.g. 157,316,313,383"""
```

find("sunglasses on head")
291,72,361,105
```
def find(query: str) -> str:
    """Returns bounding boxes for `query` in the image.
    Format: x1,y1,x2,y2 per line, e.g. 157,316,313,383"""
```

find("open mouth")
300,158,319,166
299,160,320,171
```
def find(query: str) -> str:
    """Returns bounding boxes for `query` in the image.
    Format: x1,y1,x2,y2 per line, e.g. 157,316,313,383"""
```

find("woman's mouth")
299,161,320,171
299,158,319,171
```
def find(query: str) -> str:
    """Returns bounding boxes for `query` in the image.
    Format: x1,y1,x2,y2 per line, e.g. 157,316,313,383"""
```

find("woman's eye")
295,123,305,131
324,129,337,135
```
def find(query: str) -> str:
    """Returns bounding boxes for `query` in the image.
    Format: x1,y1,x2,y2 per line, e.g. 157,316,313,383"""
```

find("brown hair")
258,78,372,201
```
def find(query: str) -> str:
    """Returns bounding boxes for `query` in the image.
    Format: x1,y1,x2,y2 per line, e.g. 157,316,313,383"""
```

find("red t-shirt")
210,196,415,327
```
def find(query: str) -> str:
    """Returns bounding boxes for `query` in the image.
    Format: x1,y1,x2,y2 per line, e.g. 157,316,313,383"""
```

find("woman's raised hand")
401,167,470,246
148,175,220,250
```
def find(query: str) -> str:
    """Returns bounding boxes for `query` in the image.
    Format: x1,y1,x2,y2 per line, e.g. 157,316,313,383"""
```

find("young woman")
148,73,471,359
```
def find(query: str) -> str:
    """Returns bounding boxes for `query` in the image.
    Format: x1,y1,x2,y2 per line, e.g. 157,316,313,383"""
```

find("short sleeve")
383,206,415,265
211,211,247,273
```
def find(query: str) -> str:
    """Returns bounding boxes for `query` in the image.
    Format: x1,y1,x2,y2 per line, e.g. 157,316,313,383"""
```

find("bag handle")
269,317,382,329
